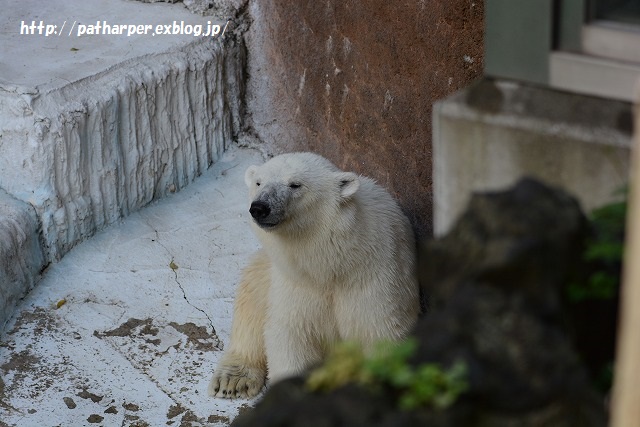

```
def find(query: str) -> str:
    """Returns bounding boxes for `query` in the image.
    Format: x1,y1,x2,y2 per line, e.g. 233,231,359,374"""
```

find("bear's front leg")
209,251,269,399
264,276,336,383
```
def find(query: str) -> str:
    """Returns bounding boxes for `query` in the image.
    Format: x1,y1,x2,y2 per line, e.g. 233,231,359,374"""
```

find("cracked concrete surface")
0,146,264,426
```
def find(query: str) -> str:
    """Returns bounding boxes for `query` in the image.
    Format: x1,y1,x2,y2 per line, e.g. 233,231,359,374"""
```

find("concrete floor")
0,146,265,427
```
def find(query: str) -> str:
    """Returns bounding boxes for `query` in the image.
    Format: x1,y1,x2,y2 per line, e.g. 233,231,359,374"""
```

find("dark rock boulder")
232,178,607,427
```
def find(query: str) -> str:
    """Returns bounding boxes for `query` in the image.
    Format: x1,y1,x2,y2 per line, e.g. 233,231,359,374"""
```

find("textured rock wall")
244,0,484,237
0,190,45,326
0,38,245,261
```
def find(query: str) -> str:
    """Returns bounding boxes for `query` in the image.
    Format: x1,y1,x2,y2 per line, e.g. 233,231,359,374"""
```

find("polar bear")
208,152,419,399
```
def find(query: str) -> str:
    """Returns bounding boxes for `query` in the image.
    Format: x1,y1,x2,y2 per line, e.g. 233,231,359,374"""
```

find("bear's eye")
289,183,302,189
256,181,261,186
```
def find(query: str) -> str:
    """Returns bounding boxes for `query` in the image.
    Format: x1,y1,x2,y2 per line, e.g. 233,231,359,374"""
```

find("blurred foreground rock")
232,178,607,427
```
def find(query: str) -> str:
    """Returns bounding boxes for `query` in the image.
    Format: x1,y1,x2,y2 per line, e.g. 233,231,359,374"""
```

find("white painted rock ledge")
0,146,265,426
0,0,245,328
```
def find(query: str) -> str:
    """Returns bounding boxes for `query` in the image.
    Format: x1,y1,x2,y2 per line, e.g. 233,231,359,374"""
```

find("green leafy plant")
306,339,468,410
567,194,626,302
565,190,627,395
306,341,365,392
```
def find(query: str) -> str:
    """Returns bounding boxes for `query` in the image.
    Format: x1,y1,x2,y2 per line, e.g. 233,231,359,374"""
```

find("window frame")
485,0,640,102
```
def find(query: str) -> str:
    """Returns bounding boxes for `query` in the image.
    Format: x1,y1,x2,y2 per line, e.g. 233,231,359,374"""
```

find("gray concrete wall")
433,78,633,236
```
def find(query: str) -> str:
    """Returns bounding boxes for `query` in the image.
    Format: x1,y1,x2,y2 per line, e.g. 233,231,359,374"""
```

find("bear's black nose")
249,201,270,220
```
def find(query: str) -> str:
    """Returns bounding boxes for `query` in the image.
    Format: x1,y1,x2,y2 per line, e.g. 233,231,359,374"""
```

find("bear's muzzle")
250,201,270,220
250,200,280,229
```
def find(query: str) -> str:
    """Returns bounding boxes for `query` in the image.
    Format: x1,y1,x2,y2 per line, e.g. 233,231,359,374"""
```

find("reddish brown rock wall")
244,1,484,237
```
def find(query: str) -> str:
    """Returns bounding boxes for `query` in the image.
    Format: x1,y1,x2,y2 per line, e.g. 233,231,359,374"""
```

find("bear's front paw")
208,364,266,399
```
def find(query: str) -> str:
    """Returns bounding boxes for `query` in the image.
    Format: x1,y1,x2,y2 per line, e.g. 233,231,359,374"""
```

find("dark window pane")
592,0,640,25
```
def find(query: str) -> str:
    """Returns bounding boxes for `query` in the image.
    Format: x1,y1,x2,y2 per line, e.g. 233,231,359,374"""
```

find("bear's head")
244,153,360,232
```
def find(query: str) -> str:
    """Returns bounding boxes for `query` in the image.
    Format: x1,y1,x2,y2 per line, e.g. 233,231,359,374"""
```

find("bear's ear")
336,172,359,199
245,165,258,187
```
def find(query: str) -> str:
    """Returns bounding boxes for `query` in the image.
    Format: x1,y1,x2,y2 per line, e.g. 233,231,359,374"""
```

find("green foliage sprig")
567,192,626,302
306,339,468,410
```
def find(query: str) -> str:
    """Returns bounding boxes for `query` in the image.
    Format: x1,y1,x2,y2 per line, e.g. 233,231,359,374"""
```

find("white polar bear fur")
208,152,419,399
